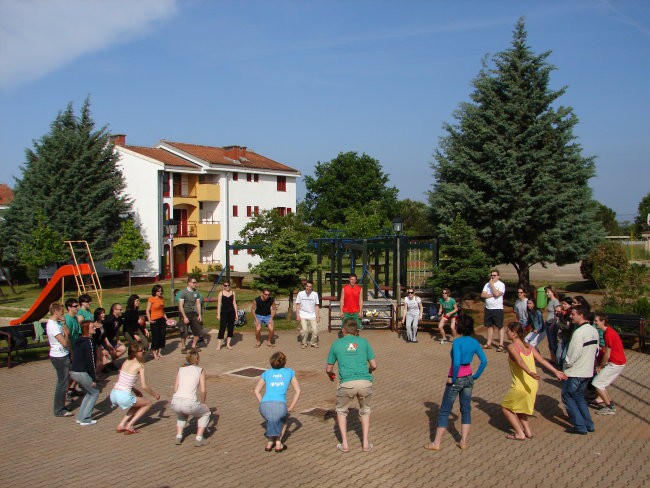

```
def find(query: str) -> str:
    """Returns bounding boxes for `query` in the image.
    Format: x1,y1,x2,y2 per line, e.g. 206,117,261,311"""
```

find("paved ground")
1,321,649,488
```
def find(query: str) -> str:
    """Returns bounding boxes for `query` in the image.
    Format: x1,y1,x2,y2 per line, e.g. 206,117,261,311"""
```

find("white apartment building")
114,135,300,278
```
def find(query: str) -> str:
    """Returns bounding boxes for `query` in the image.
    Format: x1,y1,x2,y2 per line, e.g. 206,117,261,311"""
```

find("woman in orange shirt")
146,285,168,359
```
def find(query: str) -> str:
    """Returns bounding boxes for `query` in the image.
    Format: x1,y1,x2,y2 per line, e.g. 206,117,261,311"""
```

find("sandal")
482,345,492,349
505,433,525,441
496,346,505,353
124,427,141,435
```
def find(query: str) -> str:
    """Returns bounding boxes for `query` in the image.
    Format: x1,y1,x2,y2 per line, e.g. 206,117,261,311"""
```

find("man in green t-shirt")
326,319,377,453
177,277,210,353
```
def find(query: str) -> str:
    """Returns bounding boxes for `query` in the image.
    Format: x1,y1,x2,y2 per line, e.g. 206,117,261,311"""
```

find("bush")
580,241,628,283
633,296,650,318
187,266,203,282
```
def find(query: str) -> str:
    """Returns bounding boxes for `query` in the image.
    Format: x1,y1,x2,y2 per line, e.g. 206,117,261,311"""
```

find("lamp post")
164,219,178,305
392,216,403,331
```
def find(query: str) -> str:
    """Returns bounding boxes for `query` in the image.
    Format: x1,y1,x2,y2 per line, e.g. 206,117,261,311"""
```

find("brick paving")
1,323,649,488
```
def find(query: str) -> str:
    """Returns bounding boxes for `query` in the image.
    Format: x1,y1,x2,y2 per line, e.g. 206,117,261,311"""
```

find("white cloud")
0,0,177,89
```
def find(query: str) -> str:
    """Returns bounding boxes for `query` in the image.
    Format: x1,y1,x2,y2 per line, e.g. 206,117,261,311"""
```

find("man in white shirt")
481,269,506,350
46,302,73,417
296,281,320,349
561,305,599,435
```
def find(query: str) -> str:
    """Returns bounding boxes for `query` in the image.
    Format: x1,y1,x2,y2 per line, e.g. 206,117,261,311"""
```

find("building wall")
115,150,162,277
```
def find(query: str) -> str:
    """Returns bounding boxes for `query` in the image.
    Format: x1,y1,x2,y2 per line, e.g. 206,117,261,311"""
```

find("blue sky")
1,0,648,221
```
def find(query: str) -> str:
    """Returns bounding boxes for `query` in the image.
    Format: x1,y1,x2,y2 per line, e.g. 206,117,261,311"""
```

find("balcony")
197,183,220,202
197,221,221,241
173,187,197,206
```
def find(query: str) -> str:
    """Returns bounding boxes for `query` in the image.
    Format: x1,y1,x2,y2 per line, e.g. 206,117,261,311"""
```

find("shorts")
256,314,272,327
342,312,362,328
484,308,504,328
592,362,626,390
178,321,188,338
336,380,373,417
110,388,137,410
187,313,208,338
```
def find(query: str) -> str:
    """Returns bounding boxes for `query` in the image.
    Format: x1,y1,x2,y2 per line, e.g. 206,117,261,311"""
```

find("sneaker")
195,438,209,447
175,436,183,445
311,343,319,348
597,406,616,415
56,411,74,417
301,344,307,349
439,339,447,344
77,419,98,426
181,348,188,354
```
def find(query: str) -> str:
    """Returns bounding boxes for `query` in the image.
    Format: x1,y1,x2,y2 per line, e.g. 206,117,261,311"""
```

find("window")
247,249,253,255
232,205,238,217
286,207,292,214
254,206,259,215
232,173,238,181
233,249,239,255
254,174,259,182
199,174,218,184
276,207,286,217
246,206,252,217
162,172,170,197
277,175,286,192
246,173,252,182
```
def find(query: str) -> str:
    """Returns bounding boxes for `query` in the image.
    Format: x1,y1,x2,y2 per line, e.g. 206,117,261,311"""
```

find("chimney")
111,134,126,146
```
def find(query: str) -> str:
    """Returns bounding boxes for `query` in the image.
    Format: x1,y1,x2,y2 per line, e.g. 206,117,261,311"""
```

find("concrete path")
1,325,648,488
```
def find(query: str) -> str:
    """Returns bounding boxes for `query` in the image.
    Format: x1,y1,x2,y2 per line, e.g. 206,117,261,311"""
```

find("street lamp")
392,216,403,331
164,218,178,305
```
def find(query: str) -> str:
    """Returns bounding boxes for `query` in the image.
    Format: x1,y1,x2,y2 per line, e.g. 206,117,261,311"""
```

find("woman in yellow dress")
501,322,566,440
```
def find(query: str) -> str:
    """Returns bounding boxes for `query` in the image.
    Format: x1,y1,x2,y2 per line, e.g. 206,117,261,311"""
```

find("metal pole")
169,236,175,305
396,234,401,329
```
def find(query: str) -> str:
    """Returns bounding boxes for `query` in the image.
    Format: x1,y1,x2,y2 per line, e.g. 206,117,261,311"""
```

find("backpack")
235,309,247,327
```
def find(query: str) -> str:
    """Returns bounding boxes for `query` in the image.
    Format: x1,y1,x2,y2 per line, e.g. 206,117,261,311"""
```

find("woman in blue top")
254,351,301,452
424,315,487,451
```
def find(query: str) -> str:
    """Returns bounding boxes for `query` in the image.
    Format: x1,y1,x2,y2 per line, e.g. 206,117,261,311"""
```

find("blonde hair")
185,349,200,365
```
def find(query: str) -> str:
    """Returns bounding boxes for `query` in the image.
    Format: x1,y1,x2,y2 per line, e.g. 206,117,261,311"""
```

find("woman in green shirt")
438,288,458,344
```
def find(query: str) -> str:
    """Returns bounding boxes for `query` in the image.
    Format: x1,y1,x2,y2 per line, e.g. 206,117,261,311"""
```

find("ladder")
66,240,103,307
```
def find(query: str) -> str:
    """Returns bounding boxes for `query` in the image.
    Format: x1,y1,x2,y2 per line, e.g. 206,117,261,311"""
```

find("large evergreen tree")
1,99,130,266
428,19,603,286
303,151,398,230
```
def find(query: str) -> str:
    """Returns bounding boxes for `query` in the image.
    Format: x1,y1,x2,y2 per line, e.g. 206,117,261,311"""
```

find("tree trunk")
287,289,295,321
512,262,531,291
128,270,132,295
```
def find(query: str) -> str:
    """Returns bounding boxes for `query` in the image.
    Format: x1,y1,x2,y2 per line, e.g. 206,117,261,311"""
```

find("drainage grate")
227,366,266,378
301,407,335,420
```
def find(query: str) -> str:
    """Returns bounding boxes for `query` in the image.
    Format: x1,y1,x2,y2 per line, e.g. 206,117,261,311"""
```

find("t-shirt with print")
296,290,319,319
46,319,69,358
261,367,295,403
405,295,422,315
438,297,456,316
327,335,375,384
178,288,200,314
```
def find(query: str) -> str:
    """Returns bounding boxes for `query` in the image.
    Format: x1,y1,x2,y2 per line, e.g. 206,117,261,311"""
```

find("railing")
175,221,197,237
200,217,221,225
173,187,197,198
199,256,221,264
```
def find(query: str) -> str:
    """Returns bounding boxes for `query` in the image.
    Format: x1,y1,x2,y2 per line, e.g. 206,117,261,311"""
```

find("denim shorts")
110,388,137,410
256,314,272,326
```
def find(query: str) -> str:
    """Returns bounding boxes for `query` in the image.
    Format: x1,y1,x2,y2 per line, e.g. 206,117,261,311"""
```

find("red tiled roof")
0,183,14,205
122,146,200,169
161,141,299,174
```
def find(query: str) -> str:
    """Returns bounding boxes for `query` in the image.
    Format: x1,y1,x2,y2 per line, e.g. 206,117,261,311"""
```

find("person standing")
514,288,529,331
326,319,377,453
561,305,599,435
63,298,82,400
481,270,506,351
592,312,626,415
340,273,363,328
436,288,457,344
252,288,277,348
296,281,320,349
69,321,100,426
424,315,487,451
403,288,423,343
146,285,168,359
216,281,238,350
46,302,73,417
178,277,210,353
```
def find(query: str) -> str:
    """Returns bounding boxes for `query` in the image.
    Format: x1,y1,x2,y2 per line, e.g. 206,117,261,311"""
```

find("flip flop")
423,443,441,451
264,444,273,452
482,345,492,349
505,434,525,441
274,445,287,453
124,428,140,435
496,346,505,352
336,443,350,453
457,442,468,450
254,343,261,348
116,427,128,433
363,443,374,452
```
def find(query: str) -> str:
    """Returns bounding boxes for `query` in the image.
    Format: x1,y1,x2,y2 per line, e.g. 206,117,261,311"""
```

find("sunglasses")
223,284,230,287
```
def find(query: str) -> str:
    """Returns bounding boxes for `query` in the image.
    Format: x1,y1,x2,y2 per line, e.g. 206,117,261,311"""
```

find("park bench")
328,301,395,331
0,306,182,368
607,313,647,352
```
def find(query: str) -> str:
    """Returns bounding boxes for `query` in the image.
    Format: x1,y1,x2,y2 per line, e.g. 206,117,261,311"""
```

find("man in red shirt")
592,312,627,415
341,273,363,328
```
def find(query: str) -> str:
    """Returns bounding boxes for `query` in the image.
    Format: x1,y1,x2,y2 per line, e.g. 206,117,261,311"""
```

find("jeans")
50,355,70,416
561,377,594,433
69,371,99,422
259,401,288,438
437,375,474,428
171,397,211,428
405,313,419,341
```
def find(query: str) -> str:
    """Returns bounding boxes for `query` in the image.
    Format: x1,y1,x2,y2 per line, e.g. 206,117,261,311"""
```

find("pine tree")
429,19,603,286
1,98,131,268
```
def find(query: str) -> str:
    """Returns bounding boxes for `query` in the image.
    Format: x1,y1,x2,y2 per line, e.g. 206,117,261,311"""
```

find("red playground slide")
9,264,93,325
